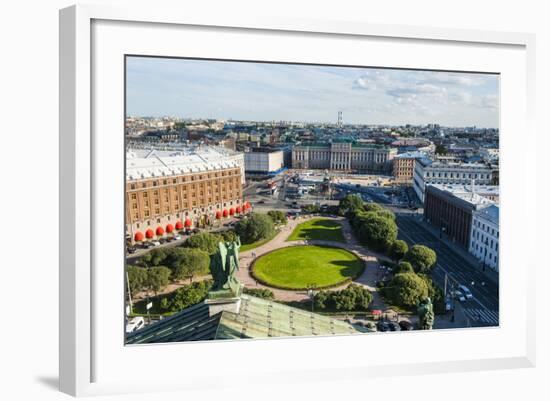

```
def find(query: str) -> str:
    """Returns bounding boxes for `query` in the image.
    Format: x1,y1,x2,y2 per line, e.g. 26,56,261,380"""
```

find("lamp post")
307,283,317,312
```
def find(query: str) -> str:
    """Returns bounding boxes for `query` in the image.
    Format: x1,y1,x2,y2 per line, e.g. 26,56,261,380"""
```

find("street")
396,213,499,327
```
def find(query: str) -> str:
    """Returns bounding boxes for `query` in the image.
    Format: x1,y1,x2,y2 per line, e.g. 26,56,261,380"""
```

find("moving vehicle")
458,285,473,299
125,316,145,334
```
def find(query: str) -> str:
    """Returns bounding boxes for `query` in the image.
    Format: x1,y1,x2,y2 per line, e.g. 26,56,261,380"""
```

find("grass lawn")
240,229,279,252
252,245,364,290
286,218,345,243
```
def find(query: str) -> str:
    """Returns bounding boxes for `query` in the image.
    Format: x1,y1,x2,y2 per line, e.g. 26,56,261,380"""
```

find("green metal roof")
126,294,369,344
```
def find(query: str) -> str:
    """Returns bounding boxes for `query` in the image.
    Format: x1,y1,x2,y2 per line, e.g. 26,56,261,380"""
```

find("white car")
125,316,145,334
452,290,466,302
151,241,161,247
172,234,182,241
458,285,473,299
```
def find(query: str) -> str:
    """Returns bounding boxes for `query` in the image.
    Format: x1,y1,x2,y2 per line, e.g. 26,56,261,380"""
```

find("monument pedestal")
205,284,244,316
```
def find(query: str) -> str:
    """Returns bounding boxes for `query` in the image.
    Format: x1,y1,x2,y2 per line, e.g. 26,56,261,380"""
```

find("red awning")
134,231,144,241
372,310,382,315
223,209,229,217
229,207,235,215
236,206,242,213
215,211,222,219
184,218,192,228
165,224,174,233
175,220,183,230
244,201,251,209
145,229,154,239
156,226,165,236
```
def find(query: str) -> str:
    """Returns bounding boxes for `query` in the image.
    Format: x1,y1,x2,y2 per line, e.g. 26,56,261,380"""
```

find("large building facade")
413,157,494,202
469,204,499,272
423,184,496,248
292,142,396,173
244,147,285,175
392,151,425,185
126,147,245,244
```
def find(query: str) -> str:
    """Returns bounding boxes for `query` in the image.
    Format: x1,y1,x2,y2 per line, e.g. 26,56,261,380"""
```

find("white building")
469,204,499,272
413,157,494,202
244,148,285,175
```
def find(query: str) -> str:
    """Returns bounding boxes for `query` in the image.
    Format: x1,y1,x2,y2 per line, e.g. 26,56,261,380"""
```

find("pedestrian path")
462,307,499,326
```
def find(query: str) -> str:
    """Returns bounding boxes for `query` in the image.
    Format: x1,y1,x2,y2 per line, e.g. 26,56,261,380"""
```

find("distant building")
125,146,245,244
413,157,494,202
423,184,496,248
469,204,499,272
244,147,285,176
392,151,426,185
292,142,396,173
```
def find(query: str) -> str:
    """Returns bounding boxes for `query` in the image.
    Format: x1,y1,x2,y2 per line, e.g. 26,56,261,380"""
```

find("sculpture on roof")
417,297,434,330
210,237,242,297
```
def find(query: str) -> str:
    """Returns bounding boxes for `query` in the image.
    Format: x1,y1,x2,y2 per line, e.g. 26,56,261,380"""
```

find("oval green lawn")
252,245,364,290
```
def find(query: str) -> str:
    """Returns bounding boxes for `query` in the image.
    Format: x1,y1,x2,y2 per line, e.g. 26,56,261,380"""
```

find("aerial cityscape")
124,57,499,343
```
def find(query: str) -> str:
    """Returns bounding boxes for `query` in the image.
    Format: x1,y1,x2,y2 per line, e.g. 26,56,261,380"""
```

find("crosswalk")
463,308,499,326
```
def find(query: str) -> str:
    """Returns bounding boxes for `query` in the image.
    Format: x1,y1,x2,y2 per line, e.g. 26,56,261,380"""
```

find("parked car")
376,321,390,332
172,234,182,241
151,241,161,247
398,321,414,331
458,285,473,299
192,228,200,234
127,247,137,254
452,290,466,302
387,322,401,331
142,242,155,249
125,316,145,334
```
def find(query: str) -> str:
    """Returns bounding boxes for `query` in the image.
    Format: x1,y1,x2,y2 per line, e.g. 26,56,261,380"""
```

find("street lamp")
307,283,317,312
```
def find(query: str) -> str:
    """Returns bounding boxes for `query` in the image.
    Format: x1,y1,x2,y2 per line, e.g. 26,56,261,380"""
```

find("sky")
126,56,500,128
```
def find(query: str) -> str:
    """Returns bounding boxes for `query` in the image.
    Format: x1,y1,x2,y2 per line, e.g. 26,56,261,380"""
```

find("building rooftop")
428,184,496,209
474,204,499,225
395,151,427,159
126,146,242,181
126,294,369,344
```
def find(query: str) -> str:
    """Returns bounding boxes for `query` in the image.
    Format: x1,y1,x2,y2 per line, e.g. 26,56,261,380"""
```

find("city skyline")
126,56,500,128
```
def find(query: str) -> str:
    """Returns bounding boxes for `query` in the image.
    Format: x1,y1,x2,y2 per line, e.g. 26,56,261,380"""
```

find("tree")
183,232,222,255
354,211,398,252
386,272,429,308
394,261,414,274
164,280,213,312
404,245,437,273
314,284,372,311
220,230,238,242
140,248,167,266
267,210,287,225
390,240,409,261
126,265,148,297
169,248,210,282
338,194,364,215
234,213,275,243
146,266,171,296
418,274,446,314
435,144,448,155
362,203,383,213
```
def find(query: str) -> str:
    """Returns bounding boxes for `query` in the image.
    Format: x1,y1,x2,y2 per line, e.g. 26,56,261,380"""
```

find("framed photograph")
59,4,536,396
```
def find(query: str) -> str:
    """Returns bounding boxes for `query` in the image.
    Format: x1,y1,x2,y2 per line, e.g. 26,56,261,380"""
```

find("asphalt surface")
396,214,499,327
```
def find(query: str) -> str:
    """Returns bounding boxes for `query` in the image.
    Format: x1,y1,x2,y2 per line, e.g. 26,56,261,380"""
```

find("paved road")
396,214,499,327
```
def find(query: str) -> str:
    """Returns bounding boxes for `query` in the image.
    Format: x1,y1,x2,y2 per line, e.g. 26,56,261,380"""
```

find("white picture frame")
59,4,536,397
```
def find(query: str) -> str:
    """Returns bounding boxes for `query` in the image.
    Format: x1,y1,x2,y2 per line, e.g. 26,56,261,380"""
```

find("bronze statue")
417,297,434,330
210,237,242,296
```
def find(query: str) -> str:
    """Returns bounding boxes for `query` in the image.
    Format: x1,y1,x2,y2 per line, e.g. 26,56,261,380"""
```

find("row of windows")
425,171,491,179
128,169,241,189
474,220,499,237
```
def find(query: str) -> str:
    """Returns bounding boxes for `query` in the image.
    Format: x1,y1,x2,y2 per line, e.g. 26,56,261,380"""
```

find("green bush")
243,287,274,299
389,240,409,261
234,213,275,243
161,280,213,312
314,284,373,312
394,261,414,274
127,265,148,296
338,194,364,215
384,272,429,309
352,211,398,252
267,210,287,225
183,232,223,255
404,245,437,273
168,247,210,282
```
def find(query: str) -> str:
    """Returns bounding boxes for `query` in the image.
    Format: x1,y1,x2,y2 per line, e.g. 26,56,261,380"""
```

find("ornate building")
292,142,396,173
125,146,246,244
